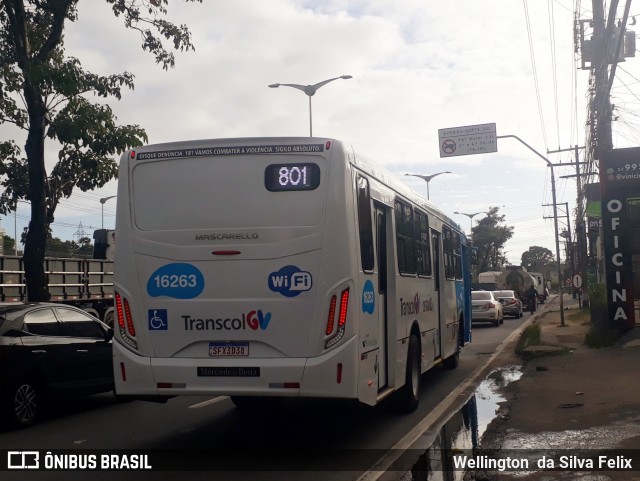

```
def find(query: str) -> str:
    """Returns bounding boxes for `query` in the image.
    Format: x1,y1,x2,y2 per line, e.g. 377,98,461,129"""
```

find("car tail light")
484,302,495,309
325,288,349,349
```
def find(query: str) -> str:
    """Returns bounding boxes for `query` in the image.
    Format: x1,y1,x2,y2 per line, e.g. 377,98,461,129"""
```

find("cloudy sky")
2,0,640,264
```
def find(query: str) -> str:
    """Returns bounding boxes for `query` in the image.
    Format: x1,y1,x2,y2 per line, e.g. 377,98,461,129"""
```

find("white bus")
113,137,472,411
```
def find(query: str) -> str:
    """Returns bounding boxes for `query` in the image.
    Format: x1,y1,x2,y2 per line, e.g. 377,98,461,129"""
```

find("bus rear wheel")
398,334,421,413
443,324,461,370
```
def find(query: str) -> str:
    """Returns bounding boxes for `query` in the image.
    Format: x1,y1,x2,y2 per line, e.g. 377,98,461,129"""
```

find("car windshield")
0,305,27,324
472,292,492,300
493,291,515,298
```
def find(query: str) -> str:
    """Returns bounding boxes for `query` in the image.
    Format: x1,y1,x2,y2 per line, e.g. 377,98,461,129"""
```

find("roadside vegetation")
515,324,542,356
515,316,572,360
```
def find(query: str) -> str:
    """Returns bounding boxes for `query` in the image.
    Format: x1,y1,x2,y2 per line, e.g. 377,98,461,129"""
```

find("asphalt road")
0,311,534,481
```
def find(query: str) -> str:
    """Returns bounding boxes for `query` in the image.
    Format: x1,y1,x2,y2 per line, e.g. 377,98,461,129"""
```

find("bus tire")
443,323,462,370
398,334,421,413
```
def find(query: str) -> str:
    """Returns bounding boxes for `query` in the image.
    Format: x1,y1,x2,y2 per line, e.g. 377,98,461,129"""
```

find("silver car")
493,290,524,318
471,291,504,326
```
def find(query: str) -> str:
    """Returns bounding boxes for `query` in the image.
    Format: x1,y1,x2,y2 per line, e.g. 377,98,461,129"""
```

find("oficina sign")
600,147,638,330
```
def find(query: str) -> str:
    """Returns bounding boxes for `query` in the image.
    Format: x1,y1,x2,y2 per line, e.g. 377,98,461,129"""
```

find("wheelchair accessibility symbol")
148,309,168,330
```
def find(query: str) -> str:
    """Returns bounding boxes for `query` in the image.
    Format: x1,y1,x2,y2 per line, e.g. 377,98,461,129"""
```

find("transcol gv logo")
268,265,312,298
183,309,272,331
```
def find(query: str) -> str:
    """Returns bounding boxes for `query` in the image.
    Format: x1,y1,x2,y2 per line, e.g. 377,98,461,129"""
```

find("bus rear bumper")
113,338,358,399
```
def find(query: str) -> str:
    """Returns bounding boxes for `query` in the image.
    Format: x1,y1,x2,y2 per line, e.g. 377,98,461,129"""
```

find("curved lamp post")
404,171,451,200
268,75,353,136
99,196,117,230
453,210,488,233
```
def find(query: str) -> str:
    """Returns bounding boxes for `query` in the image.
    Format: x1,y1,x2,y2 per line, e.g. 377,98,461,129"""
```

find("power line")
523,0,550,150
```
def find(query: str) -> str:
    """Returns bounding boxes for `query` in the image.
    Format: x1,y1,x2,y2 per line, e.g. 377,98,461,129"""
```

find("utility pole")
549,146,590,307
545,202,578,304
592,0,612,156
497,134,565,326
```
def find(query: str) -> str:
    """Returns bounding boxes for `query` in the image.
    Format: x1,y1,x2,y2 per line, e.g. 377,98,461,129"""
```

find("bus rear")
113,138,361,401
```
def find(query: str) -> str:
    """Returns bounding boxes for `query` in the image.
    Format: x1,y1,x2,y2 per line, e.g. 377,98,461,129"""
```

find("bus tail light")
325,295,337,335
325,288,349,349
115,292,138,350
338,289,349,327
123,298,136,337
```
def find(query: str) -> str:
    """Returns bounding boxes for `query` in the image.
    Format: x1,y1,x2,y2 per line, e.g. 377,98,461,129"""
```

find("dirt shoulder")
476,295,640,480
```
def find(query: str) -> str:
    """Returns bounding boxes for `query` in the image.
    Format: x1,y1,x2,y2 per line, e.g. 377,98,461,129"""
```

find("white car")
471,291,504,326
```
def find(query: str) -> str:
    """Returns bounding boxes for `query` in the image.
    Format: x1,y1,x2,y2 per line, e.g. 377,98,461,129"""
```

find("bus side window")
415,211,432,277
356,175,374,272
453,231,462,279
443,225,455,280
394,200,416,275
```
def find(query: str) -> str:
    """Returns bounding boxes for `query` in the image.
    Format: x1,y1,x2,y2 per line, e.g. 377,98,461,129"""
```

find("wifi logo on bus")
268,265,312,298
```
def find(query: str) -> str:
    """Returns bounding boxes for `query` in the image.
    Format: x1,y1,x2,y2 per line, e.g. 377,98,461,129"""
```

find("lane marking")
188,396,229,409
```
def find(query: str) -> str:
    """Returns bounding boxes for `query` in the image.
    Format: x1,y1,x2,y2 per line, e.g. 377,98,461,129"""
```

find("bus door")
374,203,389,390
431,230,442,359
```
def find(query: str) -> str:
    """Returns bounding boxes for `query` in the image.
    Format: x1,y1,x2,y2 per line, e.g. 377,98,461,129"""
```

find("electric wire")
548,0,562,147
523,0,550,151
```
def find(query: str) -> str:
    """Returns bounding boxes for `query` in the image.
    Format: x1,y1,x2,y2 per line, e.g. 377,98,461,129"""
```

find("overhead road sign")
438,123,497,158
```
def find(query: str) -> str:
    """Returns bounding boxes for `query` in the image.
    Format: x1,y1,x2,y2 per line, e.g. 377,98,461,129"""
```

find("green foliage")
587,281,606,308
0,0,200,300
45,235,93,258
2,233,16,254
471,206,514,272
521,246,554,272
515,324,541,354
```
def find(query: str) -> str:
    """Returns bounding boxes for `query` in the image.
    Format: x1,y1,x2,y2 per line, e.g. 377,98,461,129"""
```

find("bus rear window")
132,156,326,230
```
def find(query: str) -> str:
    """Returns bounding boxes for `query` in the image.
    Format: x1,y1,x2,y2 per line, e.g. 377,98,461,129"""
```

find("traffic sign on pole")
438,123,497,158
572,274,583,289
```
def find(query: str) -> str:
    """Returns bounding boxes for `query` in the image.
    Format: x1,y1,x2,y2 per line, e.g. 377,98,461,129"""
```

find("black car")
0,303,114,427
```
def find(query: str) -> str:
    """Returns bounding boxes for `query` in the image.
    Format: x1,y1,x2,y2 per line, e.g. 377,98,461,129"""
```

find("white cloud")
2,0,639,262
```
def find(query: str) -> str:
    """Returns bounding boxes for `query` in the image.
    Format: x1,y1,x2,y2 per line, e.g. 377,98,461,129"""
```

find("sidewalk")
476,294,640,480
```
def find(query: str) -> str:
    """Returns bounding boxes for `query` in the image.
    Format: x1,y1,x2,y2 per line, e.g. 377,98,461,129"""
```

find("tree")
471,206,514,273
0,0,200,300
45,234,92,258
520,245,554,272
2,232,15,254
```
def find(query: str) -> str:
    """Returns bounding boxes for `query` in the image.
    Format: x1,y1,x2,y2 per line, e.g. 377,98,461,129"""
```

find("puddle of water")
401,366,523,481
401,364,640,481
502,415,640,450
475,365,522,439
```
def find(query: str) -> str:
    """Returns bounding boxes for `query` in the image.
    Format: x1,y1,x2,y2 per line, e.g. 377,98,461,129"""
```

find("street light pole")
497,134,565,326
268,75,353,136
99,196,117,230
404,171,452,200
453,211,488,233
